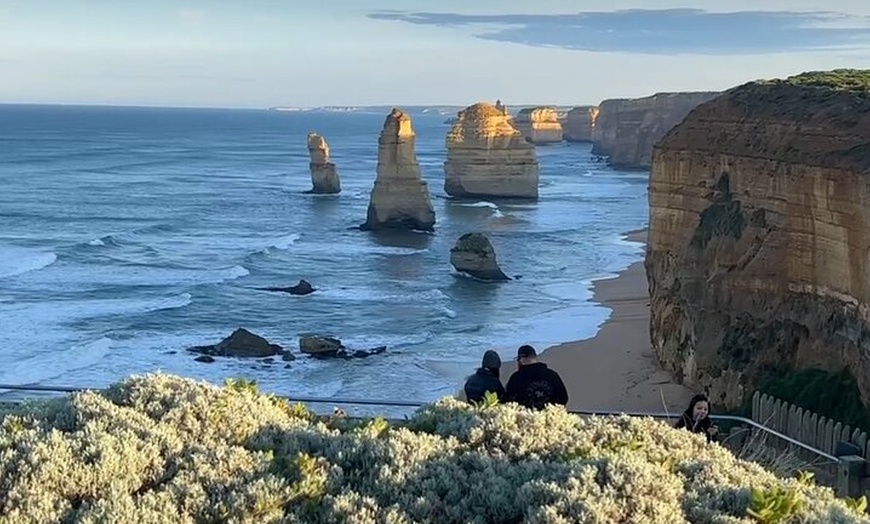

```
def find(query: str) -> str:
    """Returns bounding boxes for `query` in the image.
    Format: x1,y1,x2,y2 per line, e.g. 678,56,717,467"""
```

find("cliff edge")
646,69,870,409
592,92,719,169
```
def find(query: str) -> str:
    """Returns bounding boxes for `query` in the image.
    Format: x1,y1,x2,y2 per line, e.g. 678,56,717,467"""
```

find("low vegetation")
761,369,870,433
0,374,867,523
777,69,870,92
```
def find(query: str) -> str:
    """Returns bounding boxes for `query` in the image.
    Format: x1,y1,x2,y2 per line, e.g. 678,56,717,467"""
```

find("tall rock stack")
591,92,720,168
362,108,436,232
444,102,539,199
563,106,599,142
306,133,340,194
646,70,870,409
514,107,563,144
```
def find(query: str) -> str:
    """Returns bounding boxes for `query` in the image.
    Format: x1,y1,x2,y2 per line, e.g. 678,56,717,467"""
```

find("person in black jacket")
463,350,506,403
674,394,719,442
504,345,568,409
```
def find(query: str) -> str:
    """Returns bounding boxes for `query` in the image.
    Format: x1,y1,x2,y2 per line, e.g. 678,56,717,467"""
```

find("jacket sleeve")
504,374,518,403
552,372,569,405
496,380,506,401
674,415,686,429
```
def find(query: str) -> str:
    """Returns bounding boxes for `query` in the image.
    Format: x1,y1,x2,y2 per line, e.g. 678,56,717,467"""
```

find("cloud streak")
368,9,870,55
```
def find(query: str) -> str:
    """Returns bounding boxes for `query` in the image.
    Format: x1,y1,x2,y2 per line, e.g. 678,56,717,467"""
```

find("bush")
0,373,866,523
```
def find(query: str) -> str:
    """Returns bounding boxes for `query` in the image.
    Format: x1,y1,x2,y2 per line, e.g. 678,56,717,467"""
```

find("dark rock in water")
261,357,275,364
194,355,215,363
188,328,286,359
450,233,511,281
299,335,387,360
282,352,297,362
259,279,316,296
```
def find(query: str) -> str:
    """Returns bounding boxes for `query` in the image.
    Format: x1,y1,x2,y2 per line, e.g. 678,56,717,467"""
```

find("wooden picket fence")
751,391,869,459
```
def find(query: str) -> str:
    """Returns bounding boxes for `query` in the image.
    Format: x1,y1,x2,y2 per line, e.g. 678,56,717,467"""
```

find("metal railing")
0,383,842,463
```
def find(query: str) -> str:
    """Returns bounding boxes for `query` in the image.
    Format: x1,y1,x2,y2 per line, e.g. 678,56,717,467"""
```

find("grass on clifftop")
769,69,870,92
0,373,867,524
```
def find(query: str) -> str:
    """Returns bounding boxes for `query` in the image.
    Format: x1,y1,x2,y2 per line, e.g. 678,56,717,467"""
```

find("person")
463,350,506,403
674,394,719,442
504,345,568,409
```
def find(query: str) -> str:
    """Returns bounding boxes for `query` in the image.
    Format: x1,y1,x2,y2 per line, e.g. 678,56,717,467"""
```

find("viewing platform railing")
0,382,864,498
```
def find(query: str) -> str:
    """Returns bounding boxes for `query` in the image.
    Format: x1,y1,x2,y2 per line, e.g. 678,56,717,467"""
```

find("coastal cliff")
306,133,340,194
362,108,435,231
514,107,563,144
563,106,599,142
444,102,539,199
646,70,870,409
592,92,719,169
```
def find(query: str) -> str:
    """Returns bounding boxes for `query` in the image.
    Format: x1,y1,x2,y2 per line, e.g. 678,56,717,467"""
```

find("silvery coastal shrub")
0,373,866,523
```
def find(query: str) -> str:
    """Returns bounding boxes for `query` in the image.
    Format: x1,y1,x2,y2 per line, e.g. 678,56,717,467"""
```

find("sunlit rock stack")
361,108,436,232
563,106,600,142
306,132,341,194
646,70,870,409
514,106,564,144
444,102,539,199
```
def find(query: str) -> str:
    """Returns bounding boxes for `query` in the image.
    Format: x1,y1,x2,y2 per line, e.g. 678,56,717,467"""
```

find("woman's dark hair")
683,394,711,419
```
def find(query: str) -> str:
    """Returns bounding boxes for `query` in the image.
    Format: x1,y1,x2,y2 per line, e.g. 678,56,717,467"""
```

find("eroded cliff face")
514,107,563,144
306,133,340,194
592,92,719,169
362,108,435,231
563,106,599,142
646,75,870,409
444,102,539,199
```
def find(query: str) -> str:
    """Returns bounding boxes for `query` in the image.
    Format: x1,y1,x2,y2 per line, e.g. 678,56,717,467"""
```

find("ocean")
0,104,649,411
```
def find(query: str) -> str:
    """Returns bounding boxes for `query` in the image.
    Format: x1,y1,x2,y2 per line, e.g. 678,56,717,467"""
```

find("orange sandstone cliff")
513,107,563,144
646,70,870,409
444,102,539,199
563,106,599,142
592,92,719,169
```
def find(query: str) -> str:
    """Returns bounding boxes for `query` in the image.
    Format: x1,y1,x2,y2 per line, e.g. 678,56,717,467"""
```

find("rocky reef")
514,106,563,144
306,132,341,194
563,106,599,142
362,108,436,232
450,232,510,281
592,92,719,169
444,102,539,199
646,69,870,409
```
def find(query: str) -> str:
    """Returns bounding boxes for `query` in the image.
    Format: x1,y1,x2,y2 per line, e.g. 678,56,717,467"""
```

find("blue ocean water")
0,104,649,404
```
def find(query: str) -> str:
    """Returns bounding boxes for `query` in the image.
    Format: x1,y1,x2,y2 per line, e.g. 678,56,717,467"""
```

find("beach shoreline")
527,229,695,414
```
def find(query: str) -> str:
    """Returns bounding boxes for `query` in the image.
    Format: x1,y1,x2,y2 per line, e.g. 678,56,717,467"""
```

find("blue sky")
1,0,869,107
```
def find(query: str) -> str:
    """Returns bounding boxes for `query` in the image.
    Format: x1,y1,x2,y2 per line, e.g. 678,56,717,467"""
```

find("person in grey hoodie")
463,350,506,403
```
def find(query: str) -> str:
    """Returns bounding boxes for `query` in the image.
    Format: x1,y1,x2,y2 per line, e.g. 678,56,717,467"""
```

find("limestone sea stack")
646,70,870,410
563,106,599,142
592,92,719,169
306,133,340,194
361,108,436,232
514,107,563,144
450,233,510,281
444,102,539,199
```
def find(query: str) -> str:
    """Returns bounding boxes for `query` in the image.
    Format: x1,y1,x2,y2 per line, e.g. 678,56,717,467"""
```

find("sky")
2,0,870,108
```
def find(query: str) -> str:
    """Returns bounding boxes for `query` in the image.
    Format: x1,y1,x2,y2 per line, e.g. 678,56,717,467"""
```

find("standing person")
674,394,719,442
504,345,569,409
463,350,506,403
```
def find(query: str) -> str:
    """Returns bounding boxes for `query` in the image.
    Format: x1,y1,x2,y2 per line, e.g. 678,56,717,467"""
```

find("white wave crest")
0,247,58,279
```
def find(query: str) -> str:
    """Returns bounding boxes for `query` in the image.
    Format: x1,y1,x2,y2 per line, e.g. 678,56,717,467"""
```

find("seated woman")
675,394,719,442
463,350,505,403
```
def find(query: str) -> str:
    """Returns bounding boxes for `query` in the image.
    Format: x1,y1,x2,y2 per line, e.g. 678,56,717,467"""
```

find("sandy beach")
533,230,696,414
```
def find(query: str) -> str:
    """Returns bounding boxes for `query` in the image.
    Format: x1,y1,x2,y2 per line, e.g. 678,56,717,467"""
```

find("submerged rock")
188,328,287,359
259,279,316,296
450,233,511,281
299,335,387,360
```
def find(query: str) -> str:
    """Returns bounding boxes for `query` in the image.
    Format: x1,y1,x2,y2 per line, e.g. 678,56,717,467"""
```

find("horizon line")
0,101,602,111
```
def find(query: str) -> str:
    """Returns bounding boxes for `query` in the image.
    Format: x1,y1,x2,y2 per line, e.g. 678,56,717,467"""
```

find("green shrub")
0,373,867,523
761,369,870,433
781,69,870,92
